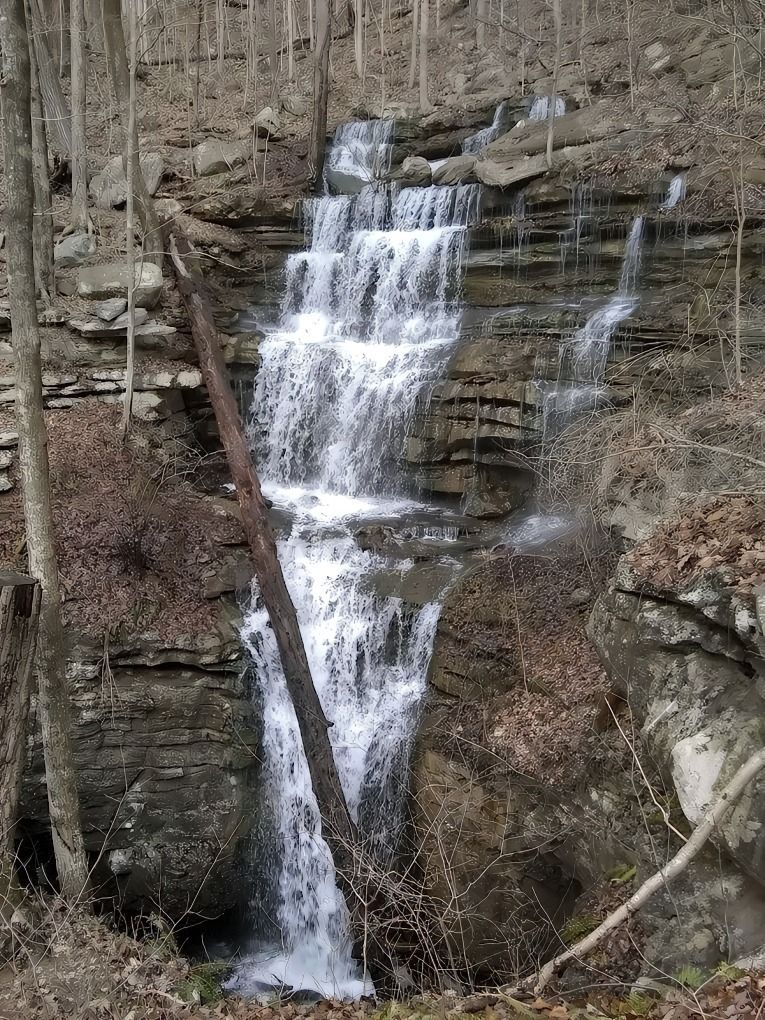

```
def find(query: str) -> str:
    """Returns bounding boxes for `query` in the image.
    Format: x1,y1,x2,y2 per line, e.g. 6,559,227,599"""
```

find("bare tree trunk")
476,0,487,48
418,0,430,111
0,0,91,905
546,0,562,168
28,2,55,303
85,0,103,50
102,0,162,265
408,0,418,90
216,0,225,76
526,747,765,994
354,0,363,76
0,573,41,936
732,151,745,387
167,230,357,879
30,0,72,156
287,0,295,78
310,0,331,183
69,0,89,231
268,0,279,101
122,0,138,436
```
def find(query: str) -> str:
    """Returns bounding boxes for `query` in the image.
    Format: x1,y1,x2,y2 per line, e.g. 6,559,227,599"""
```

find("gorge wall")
1,8,764,984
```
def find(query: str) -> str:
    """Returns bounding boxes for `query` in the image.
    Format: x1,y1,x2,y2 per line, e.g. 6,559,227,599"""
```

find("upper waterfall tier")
251,181,481,501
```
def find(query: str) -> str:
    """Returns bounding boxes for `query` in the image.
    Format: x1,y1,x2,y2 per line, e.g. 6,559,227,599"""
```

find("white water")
541,216,643,436
324,119,394,189
528,95,566,122
661,173,686,211
231,122,479,999
462,99,512,154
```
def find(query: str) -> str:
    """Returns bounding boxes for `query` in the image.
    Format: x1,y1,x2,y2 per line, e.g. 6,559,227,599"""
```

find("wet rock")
192,138,249,177
54,232,97,269
0,473,12,493
388,155,432,187
0,431,18,448
77,263,163,309
432,154,477,185
94,297,128,322
0,306,11,331
89,152,164,208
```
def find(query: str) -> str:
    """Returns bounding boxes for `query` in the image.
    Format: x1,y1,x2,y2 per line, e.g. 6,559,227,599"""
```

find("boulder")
54,232,97,269
590,560,765,889
254,105,281,137
389,155,432,187
432,154,477,185
89,152,164,209
192,138,249,177
68,308,150,337
77,263,164,309
281,94,307,117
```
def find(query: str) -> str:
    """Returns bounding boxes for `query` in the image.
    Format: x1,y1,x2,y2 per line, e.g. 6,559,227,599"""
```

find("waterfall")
541,217,643,437
324,119,395,190
229,122,479,999
661,173,686,210
528,95,566,121
462,99,512,154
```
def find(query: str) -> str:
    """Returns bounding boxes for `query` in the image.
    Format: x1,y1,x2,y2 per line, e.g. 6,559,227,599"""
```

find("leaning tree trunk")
167,230,357,883
0,0,91,904
0,573,41,936
27,0,55,302
310,0,331,183
30,0,72,157
102,0,163,264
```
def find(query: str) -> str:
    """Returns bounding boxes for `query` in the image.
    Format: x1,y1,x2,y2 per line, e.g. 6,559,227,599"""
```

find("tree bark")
310,0,331,183
527,746,765,994
418,0,430,111
27,0,55,302
268,0,279,102
69,0,89,231
167,229,357,880
0,573,41,933
121,0,138,436
102,0,163,265
0,0,91,904
30,0,72,156
408,0,418,90
546,0,562,168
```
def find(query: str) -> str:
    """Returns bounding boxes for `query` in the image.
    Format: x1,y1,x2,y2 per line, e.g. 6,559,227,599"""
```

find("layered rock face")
21,614,259,917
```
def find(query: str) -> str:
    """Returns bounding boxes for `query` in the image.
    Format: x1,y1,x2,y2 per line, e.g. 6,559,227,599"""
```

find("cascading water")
661,173,686,211
229,121,480,999
462,99,512,154
541,216,644,437
528,95,566,122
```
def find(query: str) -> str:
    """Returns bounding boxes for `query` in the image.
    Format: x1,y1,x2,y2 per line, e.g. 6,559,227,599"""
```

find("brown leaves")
629,495,765,593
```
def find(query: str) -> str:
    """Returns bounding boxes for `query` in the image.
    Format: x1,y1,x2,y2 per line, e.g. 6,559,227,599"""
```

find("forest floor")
1,896,764,1019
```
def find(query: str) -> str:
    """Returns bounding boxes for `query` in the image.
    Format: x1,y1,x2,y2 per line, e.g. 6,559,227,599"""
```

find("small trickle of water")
541,217,643,437
660,173,686,211
462,99,512,154
528,95,566,122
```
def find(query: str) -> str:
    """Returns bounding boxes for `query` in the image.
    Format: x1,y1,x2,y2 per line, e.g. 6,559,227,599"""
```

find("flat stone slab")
77,263,163,309
94,298,128,321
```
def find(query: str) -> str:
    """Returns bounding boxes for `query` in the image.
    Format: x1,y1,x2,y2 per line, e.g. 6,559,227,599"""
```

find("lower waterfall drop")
229,123,480,999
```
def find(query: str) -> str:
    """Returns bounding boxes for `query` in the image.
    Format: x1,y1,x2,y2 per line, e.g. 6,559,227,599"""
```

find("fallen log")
519,746,765,994
166,228,358,882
